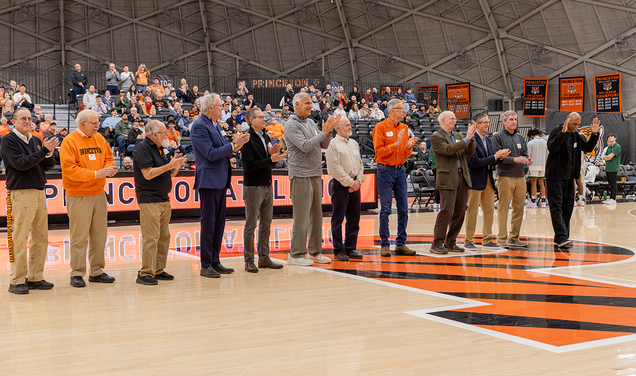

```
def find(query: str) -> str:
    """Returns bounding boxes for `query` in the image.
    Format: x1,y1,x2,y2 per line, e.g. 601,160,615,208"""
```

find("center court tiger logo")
302,234,636,353
603,82,613,91
531,86,540,94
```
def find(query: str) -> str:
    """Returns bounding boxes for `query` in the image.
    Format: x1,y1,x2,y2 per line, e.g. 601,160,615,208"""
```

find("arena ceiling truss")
2,0,636,112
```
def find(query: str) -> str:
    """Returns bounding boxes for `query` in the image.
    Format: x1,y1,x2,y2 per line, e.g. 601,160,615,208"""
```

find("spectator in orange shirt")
166,121,181,145
29,120,43,141
265,117,285,139
372,99,418,257
0,116,11,136
149,77,166,97
135,63,150,92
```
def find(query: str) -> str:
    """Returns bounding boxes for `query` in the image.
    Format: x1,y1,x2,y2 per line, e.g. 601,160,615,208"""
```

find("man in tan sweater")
60,109,118,288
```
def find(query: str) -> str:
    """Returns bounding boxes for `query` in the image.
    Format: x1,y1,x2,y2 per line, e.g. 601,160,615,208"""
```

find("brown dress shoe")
245,261,259,273
395,245,417,255
258,257,284,269
380,247,391,257
444,244,465,253
430,245,448,255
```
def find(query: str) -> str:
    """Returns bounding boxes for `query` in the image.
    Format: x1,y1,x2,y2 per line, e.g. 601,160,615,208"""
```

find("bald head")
335,118,352,138
567,112,581,131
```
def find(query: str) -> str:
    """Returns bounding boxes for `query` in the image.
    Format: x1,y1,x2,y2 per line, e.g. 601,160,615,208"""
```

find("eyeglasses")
158,131,168,135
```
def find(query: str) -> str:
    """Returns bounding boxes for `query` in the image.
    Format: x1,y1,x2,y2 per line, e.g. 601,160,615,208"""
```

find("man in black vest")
241,107,287,272
1,107,59,294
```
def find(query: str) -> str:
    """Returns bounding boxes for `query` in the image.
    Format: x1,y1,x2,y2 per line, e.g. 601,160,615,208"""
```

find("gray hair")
145,119,164,136
76,109,98,127
501,110,517,123
335,117,351,129
293,92,311,107
438,111,455,121
200,93,221,114
246,107,261,127
386,99,402,112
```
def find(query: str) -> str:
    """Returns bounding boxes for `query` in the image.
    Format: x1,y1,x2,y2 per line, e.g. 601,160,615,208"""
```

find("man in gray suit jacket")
429,111,476,255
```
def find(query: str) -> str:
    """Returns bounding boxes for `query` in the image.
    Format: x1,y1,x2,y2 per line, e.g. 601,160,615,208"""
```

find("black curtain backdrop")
546,111,629,165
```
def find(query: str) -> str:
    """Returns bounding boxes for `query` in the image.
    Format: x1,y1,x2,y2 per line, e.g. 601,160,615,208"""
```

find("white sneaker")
603,199,617,205
540,201,547,208
308,253,332,264
433,203,440,209
287,255,314,266
526,202,537,208
576,199,586,207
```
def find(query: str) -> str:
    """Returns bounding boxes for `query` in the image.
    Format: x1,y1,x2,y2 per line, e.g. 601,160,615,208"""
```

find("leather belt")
377,163,403,169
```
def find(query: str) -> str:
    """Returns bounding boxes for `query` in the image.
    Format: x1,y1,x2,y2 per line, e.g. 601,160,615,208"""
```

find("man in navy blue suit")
464,113,509,250
191,93,250,278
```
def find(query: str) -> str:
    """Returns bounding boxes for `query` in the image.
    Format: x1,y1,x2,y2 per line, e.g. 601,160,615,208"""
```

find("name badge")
89,154,96,160
353,149,359,156
516,143,521,149
387,131,394,137
268,142,272,149
573,142,577,148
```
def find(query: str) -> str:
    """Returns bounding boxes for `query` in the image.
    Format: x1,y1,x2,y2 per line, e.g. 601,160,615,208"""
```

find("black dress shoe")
70,276,86,288
8,284,29,294
334,252,350,261
136,273,158,285
245,261,259,273
211,264,234,274
200,267,221,278
25,279,54,290
430,245,448,255
347,250,364,259
89,273,115,283
258,257,283,269
154,271,174,280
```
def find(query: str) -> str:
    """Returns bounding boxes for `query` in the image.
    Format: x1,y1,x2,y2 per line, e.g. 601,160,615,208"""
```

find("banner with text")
0,173,377,217
446,83,470,119
559,76,585,112
523,78,548,117
417,85,440,104
594,73,622,113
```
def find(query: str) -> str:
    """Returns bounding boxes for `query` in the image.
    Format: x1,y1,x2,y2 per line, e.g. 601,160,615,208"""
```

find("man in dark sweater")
546,113,599,248
133,120,186,285
1,108,59,294
240,107,287,273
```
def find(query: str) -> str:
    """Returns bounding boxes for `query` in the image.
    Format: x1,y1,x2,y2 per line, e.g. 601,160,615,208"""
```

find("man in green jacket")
429,111,476,255
114,113,132,156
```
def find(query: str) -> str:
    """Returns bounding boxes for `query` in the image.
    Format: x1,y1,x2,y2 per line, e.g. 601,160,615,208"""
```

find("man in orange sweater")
60,109,119,288
372,99,419,257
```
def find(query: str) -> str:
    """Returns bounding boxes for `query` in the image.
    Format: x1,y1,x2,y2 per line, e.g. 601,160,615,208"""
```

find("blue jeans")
106,85,119,96
377,165,408,247
73,85,86,95
136,85,146,92
117,135,127,154
127,144,135,152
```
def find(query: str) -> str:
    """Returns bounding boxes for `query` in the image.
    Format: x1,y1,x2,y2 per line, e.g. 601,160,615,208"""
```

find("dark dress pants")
607,171,618,200
433,170,468,247
546,178,575,244
331,180,361,255
199,188,226,268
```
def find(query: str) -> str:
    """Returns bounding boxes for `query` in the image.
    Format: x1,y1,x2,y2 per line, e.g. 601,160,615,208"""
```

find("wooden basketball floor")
2,202,636,375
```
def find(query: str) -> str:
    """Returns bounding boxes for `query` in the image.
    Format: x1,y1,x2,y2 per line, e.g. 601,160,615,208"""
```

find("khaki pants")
464,183,496,245
67,194,108,277
497,176,526,243
139,202,171,277
7,189,49,285
290,176,323,258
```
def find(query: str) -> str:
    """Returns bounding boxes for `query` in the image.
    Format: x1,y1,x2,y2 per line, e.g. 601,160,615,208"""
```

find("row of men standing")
429,110,599,254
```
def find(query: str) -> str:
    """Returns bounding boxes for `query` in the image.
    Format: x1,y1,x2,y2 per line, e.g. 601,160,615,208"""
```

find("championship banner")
446,83,470,119
0,172,377,217
559,77,585,112
249,78,323,89
594,73,622,113
417,85,440,103
523,78,548,117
